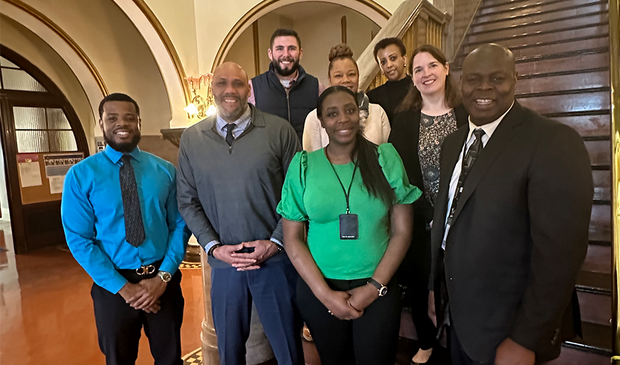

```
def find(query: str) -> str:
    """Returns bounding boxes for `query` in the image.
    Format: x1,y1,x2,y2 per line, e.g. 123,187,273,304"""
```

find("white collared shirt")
442,102,514,249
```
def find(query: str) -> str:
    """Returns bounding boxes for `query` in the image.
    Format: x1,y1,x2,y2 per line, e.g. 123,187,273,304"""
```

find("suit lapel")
450,102,524,225
432,125,468,246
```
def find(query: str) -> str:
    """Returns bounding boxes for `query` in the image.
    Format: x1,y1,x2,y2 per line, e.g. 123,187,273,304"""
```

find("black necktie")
446,129,485,226
120,155,145,247
225,123,236,146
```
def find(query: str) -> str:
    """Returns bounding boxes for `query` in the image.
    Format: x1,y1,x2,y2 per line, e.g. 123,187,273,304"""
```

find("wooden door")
0,47,89,253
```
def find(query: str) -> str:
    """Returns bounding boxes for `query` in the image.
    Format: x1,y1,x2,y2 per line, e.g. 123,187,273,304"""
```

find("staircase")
451,0,612,363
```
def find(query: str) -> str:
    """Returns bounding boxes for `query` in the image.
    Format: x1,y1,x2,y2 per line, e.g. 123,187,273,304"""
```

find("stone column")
200,248,220,365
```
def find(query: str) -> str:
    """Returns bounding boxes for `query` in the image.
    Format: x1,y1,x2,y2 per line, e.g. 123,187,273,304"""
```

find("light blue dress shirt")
215,106,252,139
61,145,189,294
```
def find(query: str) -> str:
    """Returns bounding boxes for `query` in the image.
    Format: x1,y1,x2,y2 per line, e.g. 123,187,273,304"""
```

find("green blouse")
277,143,421,280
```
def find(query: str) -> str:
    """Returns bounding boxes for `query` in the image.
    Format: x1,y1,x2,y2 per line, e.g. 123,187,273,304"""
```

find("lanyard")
327,159,358,214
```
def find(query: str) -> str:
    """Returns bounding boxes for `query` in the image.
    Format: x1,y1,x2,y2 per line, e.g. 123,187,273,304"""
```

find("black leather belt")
118,259,163,284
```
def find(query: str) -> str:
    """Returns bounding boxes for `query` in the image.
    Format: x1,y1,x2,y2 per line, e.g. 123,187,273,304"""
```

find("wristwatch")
368,278,388,297
158,270,172,283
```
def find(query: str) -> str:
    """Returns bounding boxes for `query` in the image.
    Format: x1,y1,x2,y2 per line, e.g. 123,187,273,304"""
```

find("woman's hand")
320,290,363,320
347,283,379,312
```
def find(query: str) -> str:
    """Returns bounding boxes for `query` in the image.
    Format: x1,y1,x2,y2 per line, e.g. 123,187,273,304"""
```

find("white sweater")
302,103,391,152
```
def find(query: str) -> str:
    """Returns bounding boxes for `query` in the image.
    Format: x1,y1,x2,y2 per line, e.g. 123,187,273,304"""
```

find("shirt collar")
466,101,514,141
104,144,142,164
216,106,252,133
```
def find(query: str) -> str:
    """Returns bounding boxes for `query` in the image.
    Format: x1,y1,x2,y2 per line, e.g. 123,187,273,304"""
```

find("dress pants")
399,218,436,350
296,277,401,365
91,271,184,365
210,257,303,365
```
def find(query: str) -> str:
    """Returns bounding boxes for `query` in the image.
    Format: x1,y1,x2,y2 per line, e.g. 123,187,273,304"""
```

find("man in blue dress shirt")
61,93,189,365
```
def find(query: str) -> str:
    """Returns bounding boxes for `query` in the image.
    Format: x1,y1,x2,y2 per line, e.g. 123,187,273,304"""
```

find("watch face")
159,271,172,282
379,286,388,297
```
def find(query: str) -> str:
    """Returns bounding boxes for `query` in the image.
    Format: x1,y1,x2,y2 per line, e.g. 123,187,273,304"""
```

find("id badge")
339,213,359,240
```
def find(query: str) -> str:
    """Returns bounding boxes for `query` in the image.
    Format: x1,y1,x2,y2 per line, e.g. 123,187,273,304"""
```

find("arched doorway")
212,0,389,74
222,1,382,87
0,46,88,254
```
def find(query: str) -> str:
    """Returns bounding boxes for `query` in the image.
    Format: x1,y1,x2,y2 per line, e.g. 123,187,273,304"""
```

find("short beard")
216,99,248,122
103,131,141,153
272,58,300,77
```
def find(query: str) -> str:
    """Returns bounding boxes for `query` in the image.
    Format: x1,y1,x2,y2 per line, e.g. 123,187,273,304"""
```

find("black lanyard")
327,158,358,214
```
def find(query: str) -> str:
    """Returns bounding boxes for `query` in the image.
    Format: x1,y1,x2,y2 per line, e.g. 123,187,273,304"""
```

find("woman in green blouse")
278,86,421,365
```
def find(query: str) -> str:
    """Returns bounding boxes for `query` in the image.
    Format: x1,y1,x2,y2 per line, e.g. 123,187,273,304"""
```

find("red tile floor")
0,220,203,364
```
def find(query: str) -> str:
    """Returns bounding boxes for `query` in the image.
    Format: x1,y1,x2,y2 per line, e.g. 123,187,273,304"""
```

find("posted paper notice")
18,161,42,188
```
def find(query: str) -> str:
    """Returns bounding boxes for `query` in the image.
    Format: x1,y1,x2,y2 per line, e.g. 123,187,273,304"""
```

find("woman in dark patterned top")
389,45,468,365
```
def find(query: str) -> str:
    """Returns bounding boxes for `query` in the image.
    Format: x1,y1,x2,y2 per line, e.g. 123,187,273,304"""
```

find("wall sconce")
185,74,216,119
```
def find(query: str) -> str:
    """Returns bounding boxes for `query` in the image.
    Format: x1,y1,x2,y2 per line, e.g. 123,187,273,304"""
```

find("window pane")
13,107,46,130
0,57,19,68
47,108,71,129
49,131,77,152
16,131,49,153
1,69,46,92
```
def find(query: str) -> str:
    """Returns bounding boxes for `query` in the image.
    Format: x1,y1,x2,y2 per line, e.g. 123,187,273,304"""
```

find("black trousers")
297,277,401,365
399,221,437,350
91,270,184,365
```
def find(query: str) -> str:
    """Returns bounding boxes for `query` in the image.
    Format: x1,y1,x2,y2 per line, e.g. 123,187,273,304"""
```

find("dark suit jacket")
429,102,593,362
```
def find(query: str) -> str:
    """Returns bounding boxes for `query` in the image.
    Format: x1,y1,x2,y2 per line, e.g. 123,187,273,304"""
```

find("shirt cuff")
270,238,284,249
159,260,179,275
204,240,221,253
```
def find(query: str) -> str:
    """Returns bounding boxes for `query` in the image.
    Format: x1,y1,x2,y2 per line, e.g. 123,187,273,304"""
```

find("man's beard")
103,130,141,153
272,57,300,77
215,95,248,121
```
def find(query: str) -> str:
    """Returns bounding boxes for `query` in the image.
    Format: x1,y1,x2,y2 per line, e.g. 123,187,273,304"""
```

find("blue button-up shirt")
61,145,189,294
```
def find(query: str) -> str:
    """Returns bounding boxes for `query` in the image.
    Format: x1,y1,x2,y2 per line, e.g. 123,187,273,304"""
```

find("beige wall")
11,0,172,137
143,0,199,76
224,24,256,78
295,8,380,87
0,16,96,152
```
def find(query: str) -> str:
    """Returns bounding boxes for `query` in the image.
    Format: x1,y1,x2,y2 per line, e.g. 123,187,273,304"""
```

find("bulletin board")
17,152,84,205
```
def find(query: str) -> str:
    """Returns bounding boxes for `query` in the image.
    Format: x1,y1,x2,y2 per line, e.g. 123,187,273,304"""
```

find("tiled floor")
0,220,203,365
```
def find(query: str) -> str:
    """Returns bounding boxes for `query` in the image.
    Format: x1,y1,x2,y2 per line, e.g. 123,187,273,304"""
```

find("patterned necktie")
446,129,485,226
120,155,145,247
225,123,236,146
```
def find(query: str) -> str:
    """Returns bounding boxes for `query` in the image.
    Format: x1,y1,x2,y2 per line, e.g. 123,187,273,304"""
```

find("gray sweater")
177,105,301,268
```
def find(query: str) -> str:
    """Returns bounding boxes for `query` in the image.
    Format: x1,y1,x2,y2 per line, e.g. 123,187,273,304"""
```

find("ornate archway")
211,0,391,71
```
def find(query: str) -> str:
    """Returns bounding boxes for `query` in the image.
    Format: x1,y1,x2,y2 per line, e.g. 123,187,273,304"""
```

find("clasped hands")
214,240,280,271
118,276,167,313
322,283,379,320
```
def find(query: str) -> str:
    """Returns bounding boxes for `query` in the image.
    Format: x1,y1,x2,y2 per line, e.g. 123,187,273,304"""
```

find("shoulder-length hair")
396,44,460,113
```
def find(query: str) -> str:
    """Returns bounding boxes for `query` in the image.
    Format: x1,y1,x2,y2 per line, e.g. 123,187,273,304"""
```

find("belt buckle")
135,264,156,276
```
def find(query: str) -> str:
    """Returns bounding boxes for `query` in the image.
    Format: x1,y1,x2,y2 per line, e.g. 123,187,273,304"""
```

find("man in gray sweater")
177,62,303,365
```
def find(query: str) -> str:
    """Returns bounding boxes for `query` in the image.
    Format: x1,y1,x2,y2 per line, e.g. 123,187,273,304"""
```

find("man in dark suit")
429,43,593,365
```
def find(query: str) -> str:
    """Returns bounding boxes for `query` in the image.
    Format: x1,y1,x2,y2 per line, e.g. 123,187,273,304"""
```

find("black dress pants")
399,220,437,350
91,271,184,365
297,277,401,365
